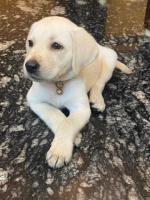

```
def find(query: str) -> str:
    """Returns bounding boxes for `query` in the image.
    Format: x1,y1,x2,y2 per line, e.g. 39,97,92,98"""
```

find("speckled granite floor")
0,1,150,200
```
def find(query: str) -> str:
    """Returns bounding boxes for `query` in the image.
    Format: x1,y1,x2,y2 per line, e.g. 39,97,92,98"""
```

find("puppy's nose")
25,60,39,73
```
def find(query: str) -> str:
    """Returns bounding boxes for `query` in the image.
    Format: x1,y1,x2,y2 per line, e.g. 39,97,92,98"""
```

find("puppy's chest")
34,79,84,108
38,84,66,107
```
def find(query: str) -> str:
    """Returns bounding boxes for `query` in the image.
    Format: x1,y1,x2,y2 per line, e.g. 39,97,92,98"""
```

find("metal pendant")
56,88,63,95
55,81,64,95
56,81,63,88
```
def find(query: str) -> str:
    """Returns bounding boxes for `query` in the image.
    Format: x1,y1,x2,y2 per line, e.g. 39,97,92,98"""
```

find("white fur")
27,78,91,168
24,16,131,168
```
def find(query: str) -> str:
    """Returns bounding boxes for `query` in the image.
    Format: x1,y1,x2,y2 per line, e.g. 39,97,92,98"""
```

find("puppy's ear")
71,27,99,75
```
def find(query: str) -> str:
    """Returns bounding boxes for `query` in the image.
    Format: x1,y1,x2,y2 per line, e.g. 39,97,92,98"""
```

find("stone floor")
0,0,150,200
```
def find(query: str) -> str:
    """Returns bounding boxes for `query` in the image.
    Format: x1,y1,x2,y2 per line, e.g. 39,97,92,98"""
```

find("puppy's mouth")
28,74,43,82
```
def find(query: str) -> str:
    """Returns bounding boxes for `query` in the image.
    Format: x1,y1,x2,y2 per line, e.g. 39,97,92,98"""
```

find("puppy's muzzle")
25,59,39,74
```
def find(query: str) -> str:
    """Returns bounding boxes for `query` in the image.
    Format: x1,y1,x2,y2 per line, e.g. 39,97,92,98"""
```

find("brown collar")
55,81,64,95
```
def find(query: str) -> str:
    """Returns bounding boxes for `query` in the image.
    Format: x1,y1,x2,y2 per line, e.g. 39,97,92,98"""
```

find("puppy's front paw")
90,94,106,112
91,100,106,112
46,137,73,168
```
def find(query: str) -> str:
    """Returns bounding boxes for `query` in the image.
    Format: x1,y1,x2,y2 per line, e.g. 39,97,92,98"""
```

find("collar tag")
55,81,64,95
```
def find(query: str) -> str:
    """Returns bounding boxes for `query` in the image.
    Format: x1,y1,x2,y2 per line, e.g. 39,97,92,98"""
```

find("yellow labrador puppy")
23,16,131,168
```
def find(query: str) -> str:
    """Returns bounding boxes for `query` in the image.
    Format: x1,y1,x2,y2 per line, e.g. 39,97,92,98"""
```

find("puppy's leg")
28,102,67,134
28,98,90,168
90,60,115,112
47,100,91,168
28,102,72,167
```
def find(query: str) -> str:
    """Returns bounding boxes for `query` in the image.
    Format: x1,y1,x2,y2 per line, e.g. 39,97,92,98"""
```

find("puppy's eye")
28,40,33,47
51,42,63,50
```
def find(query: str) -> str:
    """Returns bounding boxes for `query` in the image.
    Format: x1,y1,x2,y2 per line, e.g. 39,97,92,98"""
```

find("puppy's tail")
116,61,132,74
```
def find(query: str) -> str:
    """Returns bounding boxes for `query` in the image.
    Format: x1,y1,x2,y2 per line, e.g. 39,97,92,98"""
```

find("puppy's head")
24,16,98,82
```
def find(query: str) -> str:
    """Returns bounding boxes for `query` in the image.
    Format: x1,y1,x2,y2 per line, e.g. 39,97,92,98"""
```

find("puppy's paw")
91,100,106,112
90,95,106,112
46,137,73,168
74,133,82,147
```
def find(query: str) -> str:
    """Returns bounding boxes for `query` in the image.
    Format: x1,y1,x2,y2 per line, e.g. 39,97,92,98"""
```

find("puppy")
23,16,131,168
